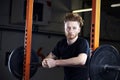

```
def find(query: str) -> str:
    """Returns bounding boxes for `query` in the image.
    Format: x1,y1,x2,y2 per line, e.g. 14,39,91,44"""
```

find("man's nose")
69,28,74,33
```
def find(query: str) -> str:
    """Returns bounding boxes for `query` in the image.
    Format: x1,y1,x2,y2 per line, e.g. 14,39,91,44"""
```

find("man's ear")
78,27,81,33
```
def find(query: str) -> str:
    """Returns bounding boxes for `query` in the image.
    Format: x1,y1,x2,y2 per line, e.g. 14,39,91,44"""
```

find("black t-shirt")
52,37,89,80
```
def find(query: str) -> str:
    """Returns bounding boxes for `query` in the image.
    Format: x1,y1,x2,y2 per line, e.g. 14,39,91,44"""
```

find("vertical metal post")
23,0,34,80
90,0,101,51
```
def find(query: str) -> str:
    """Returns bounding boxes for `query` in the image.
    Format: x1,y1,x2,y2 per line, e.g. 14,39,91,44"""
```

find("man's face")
64,21,81,40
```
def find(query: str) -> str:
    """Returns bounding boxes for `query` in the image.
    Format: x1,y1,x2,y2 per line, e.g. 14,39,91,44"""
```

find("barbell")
89,44,120,80
8,44,120,80
8,46,39,79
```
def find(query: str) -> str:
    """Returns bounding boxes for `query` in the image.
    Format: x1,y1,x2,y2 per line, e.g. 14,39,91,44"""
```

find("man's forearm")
55,56,87,67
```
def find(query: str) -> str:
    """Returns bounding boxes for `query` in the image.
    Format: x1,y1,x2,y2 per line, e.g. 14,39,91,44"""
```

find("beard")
66,33,77,40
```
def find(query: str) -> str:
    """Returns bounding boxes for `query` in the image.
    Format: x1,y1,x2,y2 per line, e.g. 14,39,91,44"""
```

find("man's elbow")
78,58,87,66
78,54,88,66
80,61,86,66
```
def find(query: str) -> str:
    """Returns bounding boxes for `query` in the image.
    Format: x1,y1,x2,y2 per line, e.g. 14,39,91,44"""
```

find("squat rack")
90,0,101,51
23,0,101,80
23,0,34,80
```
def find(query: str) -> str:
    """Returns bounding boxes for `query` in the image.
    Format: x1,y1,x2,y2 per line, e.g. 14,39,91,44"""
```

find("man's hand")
46,58,57,68
42,59,49,68
42,58,57,68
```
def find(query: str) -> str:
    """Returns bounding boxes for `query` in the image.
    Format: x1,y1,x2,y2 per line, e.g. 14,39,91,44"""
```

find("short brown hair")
64,13,84,27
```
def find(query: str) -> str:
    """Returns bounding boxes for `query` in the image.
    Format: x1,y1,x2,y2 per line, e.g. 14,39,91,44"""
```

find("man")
42,13,89,80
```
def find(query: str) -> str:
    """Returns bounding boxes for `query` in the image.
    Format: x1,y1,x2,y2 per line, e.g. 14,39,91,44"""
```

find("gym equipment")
8,46,39,79
89,44,120,80
8,44,120,80
23,0,34,79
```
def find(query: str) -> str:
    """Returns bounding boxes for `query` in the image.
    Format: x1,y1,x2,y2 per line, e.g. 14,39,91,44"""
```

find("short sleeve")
78,39,90,55
52,41,60,58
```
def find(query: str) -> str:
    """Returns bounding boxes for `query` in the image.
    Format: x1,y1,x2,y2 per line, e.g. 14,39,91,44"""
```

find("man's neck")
67,36,78,45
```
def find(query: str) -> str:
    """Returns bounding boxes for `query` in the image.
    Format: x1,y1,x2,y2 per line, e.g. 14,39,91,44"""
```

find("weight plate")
8,46,39,79
89,44,120,80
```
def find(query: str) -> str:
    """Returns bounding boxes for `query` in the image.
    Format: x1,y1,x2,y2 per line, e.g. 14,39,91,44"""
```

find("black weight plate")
89,44,120,80
8,46,39,79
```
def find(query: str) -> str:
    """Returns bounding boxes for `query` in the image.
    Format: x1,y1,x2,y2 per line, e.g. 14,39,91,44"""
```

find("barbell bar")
8,44,120,80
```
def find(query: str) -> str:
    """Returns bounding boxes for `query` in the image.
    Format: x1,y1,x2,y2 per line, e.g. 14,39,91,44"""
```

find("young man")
42,13,89,80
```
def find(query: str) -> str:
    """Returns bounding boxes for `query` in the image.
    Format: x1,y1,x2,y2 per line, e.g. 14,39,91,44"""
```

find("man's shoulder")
55,38,67,47
78,37,87,42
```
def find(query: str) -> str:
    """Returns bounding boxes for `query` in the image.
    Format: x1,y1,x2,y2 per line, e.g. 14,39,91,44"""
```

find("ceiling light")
111,3,120,7
72,8,92,13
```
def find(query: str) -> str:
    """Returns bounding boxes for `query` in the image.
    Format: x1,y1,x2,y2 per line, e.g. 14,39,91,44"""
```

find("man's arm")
42,52,56,68
44,53,88,68
45,52,56,59
55,53,87,66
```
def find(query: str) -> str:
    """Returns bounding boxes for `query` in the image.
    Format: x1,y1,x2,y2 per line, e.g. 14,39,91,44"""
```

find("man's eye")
67,27,71,30
73,27,76,29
